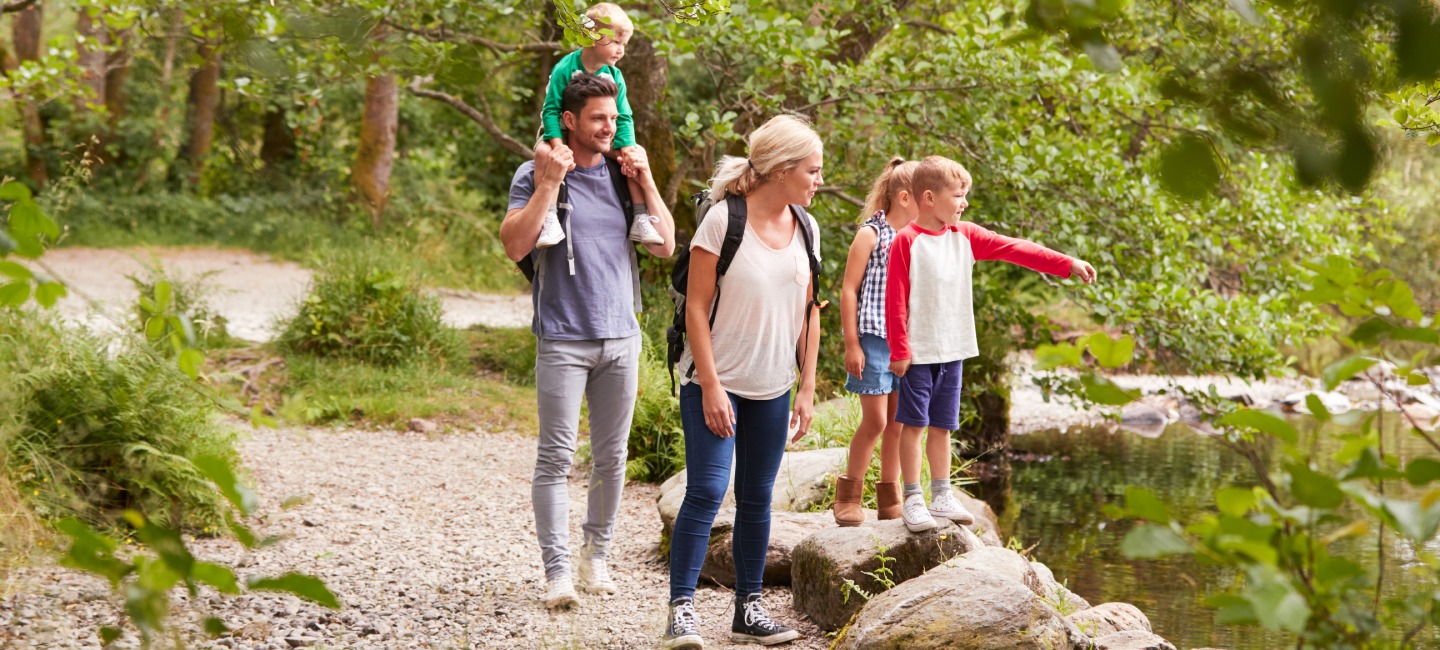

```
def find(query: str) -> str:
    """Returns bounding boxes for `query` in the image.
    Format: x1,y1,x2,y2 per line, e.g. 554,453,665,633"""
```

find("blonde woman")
664,115,824,649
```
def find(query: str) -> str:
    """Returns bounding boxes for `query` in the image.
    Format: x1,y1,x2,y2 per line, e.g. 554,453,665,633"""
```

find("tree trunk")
830,1,915,66
11,1,46,186
74,5,108,113
352,73,398,226
177,43,221,187
624,33,676,208
260,103,296,170
533,1,560,117
101,27,131,165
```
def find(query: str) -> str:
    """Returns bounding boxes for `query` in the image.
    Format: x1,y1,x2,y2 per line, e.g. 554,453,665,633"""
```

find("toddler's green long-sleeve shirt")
541,49,636,149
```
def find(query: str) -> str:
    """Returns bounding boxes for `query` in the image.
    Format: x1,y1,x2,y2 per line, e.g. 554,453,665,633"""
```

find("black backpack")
665,190,823,394
516,156,634,282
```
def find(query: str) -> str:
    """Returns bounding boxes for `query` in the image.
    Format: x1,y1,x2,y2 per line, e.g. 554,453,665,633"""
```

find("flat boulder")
1093,630,1176,650
792,519,977,631
1067,602,1151,638
835,561,1085,650
699,510,834,586
656,447,849,533
1030,560,1092,613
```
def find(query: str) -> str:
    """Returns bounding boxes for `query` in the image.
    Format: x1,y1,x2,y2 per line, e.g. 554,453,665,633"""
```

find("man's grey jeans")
532,335,640,580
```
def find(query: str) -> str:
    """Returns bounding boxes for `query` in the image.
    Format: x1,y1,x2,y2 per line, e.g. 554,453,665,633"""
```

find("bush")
278,250,463,367
129,264,233,352
467,325,537,385
0,310,239,530
626,342,686,483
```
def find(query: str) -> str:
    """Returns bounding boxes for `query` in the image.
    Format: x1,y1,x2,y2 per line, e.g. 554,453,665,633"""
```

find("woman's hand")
790,386,815,443
702,383,736,438
844,341,865,379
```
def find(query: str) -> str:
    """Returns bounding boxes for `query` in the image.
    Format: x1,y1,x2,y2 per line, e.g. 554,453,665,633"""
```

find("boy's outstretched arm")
963,222,1094,282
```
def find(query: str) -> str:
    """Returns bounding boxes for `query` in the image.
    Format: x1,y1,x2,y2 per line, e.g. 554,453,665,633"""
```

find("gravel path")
1,426,830,650
33,247,531,341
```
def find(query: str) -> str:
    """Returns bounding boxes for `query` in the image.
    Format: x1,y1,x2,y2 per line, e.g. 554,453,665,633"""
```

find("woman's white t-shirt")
678,199,821,400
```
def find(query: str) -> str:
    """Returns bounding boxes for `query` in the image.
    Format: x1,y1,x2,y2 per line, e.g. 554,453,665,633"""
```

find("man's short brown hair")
560,72,619,117
911,155,973,199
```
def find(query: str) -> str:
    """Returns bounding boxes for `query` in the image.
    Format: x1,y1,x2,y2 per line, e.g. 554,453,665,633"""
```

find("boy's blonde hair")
585,3,634,39
911,155,972,200
710,114,822,199
860,157,920,222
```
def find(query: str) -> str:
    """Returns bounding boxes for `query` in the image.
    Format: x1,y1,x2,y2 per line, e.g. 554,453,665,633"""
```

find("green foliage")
469,324,537,385
129,265,233,353
626,342,686,483
0,310,239,531
278,249,463,366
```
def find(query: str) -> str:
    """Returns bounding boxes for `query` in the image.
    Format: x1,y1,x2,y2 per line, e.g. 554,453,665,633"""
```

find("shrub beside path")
1,425,830,649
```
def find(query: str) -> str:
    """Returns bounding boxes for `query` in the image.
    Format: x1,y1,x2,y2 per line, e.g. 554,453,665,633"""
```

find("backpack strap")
604,156,635,230
789,204,825,377
684,195,748,382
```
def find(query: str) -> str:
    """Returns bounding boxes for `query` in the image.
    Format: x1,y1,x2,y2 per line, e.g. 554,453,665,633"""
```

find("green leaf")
1158,134,1221,201
1219,409,1299,444
1313,557,1367,588
1034,342,1083,370
124,579,169,636
193,562,241,594
8,199,42,239
1341,447,1403,481
1322,355,1375,391
56,518,130,585
145,317,166,340
34,281,65,308
1123,486,1171,523
0,180,33,201
1405,458,1440,486
178,347,204,379
0,281,30,306
1083,333,1135,369
225,510,258,548
1120,522,1192,558
1245,567,1311,633
1216,487,1257,518
1304,394,1331,422
247,573,340,609
1382,498,1440,542
203,617,230,637
1080,373,1140,405
1286,463,1345,509
131,515,195,576
0,260,32,280
195,454,259,515
155,280,172,312
99,625,122,645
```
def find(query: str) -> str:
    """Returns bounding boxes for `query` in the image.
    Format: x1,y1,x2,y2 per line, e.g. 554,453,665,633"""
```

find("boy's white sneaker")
629,214,664,246
536,205,565,249
543,574,579,610
901,493,938,533
577,545,617,596
928,491,976,526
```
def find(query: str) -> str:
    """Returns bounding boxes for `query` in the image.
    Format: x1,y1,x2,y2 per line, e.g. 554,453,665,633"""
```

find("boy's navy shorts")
895,359,965,430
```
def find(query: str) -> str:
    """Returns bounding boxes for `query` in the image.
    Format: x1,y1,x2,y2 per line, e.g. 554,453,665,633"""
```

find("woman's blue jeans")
669,382,791,601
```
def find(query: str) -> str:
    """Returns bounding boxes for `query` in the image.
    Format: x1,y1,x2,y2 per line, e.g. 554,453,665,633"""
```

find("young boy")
885,156,1097,533
535,2,663,249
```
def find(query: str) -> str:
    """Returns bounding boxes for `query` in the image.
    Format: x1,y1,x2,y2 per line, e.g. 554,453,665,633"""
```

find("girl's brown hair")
859,157,919,222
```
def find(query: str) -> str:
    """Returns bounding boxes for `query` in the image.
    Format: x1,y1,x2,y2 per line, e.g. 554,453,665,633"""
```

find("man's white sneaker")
577,545,617,595
927,490,976,525
629,213,664,246
536,205,565,249
543,574,579,610
901,493,938,533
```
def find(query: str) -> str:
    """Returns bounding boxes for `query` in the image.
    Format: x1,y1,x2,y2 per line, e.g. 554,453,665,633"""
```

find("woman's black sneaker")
662,597,704,649
731,594,801,645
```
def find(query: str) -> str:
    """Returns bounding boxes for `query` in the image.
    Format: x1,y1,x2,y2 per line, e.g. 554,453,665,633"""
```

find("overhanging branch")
818,186,864,207
385,19,560,53
2,0,39,13
405,77,532,158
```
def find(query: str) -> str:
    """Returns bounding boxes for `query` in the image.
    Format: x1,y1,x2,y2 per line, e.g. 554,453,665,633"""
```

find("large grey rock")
656,447,849,533
835,562,1085,650
1031,560,1092,613
940,547,1046,597
1093,630,1176,650
792,519,977,631
699,510,833,586
1067,602,1152,638
953,491,1004,547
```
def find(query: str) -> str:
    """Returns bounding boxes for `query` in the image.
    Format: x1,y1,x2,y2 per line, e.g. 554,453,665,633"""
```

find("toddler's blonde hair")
709,115,822,199
860,157,919,222
585,3,634,39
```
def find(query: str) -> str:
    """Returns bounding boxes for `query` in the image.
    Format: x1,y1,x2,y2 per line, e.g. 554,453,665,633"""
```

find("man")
501,72,676,609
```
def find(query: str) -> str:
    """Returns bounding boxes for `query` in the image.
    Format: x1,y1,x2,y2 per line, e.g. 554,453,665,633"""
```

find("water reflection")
973,417,1439,649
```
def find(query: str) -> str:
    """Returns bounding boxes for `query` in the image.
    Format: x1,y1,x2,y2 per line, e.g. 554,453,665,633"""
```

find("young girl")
832,157,927,527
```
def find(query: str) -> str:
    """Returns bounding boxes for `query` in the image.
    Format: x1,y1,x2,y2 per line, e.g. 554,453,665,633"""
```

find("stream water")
973,416,1440,649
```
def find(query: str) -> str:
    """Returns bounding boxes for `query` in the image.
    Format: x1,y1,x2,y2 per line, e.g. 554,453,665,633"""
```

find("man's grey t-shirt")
508,158,639,341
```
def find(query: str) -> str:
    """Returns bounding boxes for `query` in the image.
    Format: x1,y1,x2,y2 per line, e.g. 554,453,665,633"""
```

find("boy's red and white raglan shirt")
886,222,1074,365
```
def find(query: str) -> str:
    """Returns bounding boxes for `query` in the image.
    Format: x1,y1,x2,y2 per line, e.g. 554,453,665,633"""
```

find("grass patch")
1,310,239,531
468,325,537,385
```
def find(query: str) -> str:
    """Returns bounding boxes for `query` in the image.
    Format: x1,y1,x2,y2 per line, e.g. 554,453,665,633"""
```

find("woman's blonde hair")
859,157,919,222
709,114,822,199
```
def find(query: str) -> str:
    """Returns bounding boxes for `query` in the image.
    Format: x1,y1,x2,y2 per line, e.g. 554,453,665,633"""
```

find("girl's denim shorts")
844,333,897,395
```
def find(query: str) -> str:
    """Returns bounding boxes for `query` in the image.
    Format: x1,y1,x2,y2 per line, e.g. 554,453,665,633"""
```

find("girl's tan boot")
876,480,903,520
833,474,865,527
